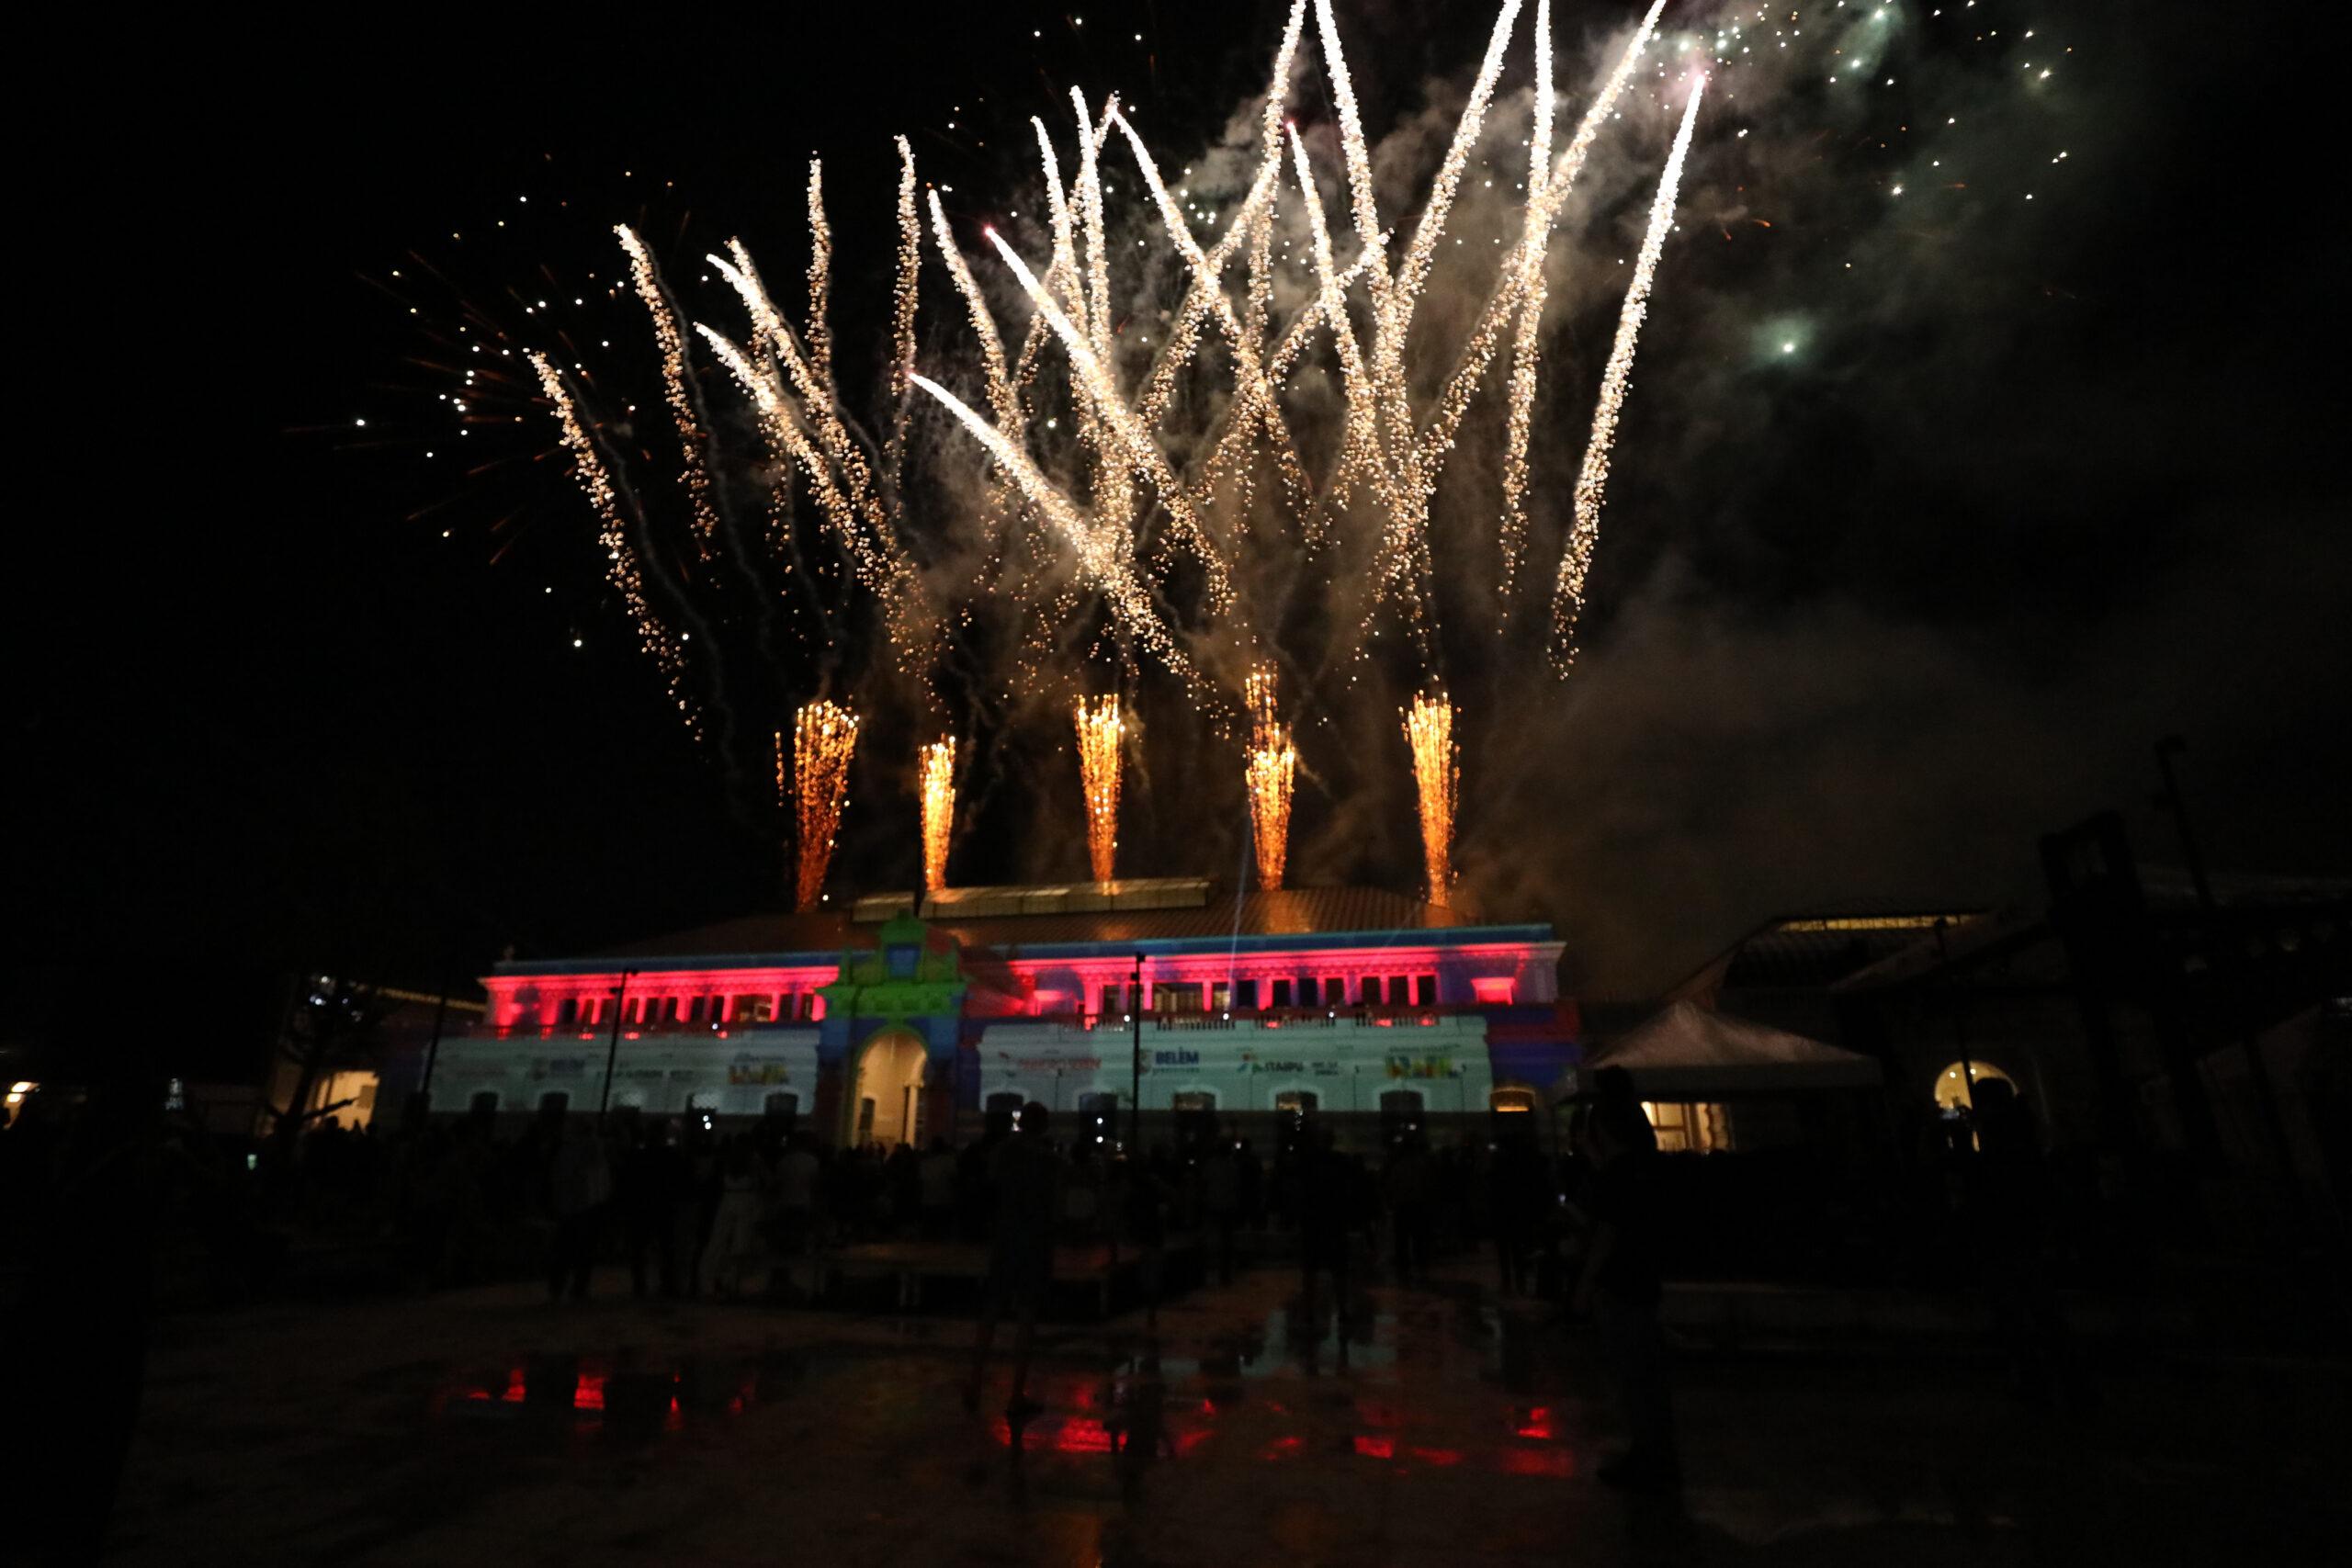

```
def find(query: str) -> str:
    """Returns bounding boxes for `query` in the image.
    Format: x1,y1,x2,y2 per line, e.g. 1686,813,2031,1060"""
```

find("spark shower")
524,0,1704,902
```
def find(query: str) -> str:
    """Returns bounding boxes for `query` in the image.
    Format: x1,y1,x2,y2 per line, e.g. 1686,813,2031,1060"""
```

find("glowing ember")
919,736,956,893
1245,663,1295,890
786,701,858,910
1402,692,1458,900
1073,695,1125,882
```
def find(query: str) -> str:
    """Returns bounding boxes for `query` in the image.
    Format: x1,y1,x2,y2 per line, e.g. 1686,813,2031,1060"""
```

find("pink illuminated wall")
483,935,1561,1032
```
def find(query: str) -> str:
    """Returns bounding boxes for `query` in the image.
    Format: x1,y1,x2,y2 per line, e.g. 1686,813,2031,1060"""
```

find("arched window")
469,1090,500,1115
1170,1090,1217,1113
1488,1088,1537,1114
537,1091,571,1115
1274,1089,1319,1114
763,1091,800,1119
1932,1060,2014,1113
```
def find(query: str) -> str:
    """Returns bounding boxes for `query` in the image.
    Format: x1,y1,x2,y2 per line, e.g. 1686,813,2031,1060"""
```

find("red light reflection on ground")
1513,1405,1556,1439
1352,1434,1396,1460
572,1372,605,1412
1261,1435,1306,1461
990,1415,1117,1453
1498,1446,1575,1478
1408,1446,1464,1467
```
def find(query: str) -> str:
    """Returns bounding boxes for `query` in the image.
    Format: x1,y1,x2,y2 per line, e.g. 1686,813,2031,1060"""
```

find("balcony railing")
476,1017,815,1040
1041,1004,1484,1032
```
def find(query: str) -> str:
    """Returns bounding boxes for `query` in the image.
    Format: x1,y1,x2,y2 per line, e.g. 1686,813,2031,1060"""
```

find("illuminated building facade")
433,879,1576,1148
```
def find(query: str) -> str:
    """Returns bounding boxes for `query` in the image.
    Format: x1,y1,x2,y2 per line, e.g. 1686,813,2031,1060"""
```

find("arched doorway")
850,1029,929,1148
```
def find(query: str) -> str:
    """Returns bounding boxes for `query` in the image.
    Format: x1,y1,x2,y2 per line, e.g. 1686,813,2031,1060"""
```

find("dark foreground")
107,1265,2347,1566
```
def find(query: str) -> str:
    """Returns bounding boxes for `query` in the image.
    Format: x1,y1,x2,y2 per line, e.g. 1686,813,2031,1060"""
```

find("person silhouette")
966,1102,1064,1429
1573,1067,1678,1491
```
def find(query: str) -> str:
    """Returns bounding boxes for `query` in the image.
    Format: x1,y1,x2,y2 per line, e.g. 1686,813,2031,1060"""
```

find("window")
689,995,708,1023
1489,1089,1537,1114
1642,1101,1730,1153
1274,1089,1320,1114
557,998,579,1025
1170,1090,1217,1112
1414,975,1437,1007
1389,976,1409,1007
764,1091,799,1119
1271,978,1293,1008
1235,978,1259,1010
1323,977,1346,1006
1362,976,1385,1005
658,997,682,1025
1210,981,1231,1013
469,1090,500,1115
538,1091,571,1115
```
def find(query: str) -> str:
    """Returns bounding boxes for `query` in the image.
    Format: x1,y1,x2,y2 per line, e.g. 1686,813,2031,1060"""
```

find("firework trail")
1552,74,1706,672
882,137,922,503
920,737,956,893
1074,695,1125,883
789,701,859,911
909,373,1194,682
980,226,1234,613
616,226,724,563
1244,663,1296,890
1402,691,1459,901
1421,0,1667,494
527,352,700,739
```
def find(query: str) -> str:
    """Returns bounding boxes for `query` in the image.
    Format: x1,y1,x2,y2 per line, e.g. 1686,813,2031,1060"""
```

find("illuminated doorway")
851,1029,928,1148
1932,1059,2014,1114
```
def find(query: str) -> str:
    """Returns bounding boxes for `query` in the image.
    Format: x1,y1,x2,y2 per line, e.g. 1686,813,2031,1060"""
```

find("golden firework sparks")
616,226,722,562
527,353,700,739
1402,691,1459,901
1073,694,1125,883
786,701,859,911
1554,75,1705,671
1244,662,1296,890
919,737,956,894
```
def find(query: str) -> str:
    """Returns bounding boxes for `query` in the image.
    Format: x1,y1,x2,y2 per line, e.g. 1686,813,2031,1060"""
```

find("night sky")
28,1,2348,1059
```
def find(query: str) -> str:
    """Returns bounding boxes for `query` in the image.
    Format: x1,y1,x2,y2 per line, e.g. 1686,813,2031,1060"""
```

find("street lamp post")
1129,953,1145,1150
598,971,636,1122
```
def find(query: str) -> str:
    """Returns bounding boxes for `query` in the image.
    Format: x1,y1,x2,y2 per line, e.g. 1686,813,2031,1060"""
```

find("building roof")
1574,1001,1883,1097
1666,907,1989,1005
576,885,1520,967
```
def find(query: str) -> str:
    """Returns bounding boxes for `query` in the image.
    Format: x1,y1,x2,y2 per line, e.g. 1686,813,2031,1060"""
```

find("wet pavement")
107,1263,2349,1565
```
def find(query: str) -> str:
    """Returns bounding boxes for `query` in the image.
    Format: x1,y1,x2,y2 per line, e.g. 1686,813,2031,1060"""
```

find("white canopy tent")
1567,1002,1882,1100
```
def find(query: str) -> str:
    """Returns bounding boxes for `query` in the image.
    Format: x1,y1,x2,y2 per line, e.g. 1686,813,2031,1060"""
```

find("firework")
1552,76,1706,671
616,226,722,562
1244,663,1296,891
788,701,859,911
526,353,700,737
919,737,956,894
1402,692,1459,902
1074,695,1125,883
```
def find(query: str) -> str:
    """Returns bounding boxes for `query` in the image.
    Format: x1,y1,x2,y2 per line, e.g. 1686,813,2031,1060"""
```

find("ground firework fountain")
1073,696,1125,884
787,702,858,910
